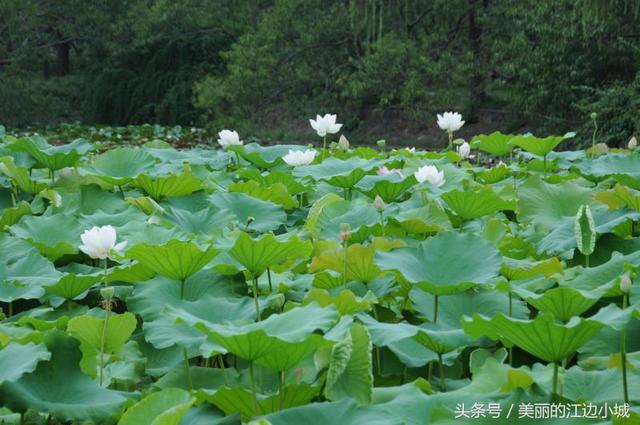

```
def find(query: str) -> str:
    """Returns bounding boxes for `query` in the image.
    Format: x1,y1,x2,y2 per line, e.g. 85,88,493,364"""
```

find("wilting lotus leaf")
84,147,156,185
126,240,219,281
210,385,319,421
67,311,137,354
0,342,50,383
0,201,31,229
229,231,312,278
210,192,286,233
376,232,502,295
0,330,132,423
228,143,304,168
10,213,84,260
355,174,416,203
462,312,603,363
574,205,596,257
229,180,297,209
294,157,380,189
471,132,514,157
0,156,48,194
44,273,102,300
118,388,194,425
324,323,373,405
169,303,337,364
8,136,91,170
303,288,371,315
310,243,382,283
441,187,513,220
134,165,203,200
509,133,571,157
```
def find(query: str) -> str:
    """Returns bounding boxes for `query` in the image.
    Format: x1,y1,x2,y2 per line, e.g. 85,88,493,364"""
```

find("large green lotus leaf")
534,205,640,257
0,342,50,383
509,134,569,157
229,180,297,210
164,205,233,236
0,201,31,229
0,330,132,423
239,169,309,195
563,251,640,295
294,157,381,189
462,312,604,363
118,388,194,425
510,284,611,322
517,176,592,228
77,184,129,214
314,199,380,242
302,288,372,315
563,367,640,404
500,257,563,280
10,213,84,260
210,384,319,421
573,153,640,189
376,232,502,295
358,314,469,355
8,136,91,170
305,193,342,239
0,235,61,302
43,273,102,300
209,192,286,233
355,174,416,203
310,243,382,283
169,303,338,362
262,399,399,425
67,311,137,354
126,240,219,281
228,143,305,168
0,156,48,194
324,323,373,405
409,289,529,329
441,187,513,220
475,163,511,184
134,165,203,200
387,201,452,235
153,365,240,392
229,231,312,278
471,132,514,157
83,147,156,185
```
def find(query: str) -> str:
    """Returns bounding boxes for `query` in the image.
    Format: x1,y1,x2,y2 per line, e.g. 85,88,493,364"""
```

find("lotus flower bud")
620,273,632,294
338,135,350,151
374,195,386,212
590,112,598,120
628,136,637,150
339,223,351,242
376,139,386,148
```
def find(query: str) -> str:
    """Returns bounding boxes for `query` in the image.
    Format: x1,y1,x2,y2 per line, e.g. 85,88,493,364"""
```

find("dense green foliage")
1,0,639,145
0,124,639,423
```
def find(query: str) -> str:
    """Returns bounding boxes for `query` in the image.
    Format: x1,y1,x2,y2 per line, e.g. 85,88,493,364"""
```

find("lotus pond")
0,124,639,424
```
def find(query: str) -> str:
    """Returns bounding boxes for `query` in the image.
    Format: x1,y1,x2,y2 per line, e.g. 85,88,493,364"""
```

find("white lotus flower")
629,136,637,150
283,149,317,166
309,114,342,137
457,141,471,159
79,225,127,260
620,273,633,294
437,112,464,133
217,129,243,148
406,147,416,153
414,165,445,187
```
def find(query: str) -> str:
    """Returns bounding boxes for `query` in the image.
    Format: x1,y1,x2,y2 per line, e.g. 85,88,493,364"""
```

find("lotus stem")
543,154,547,175
379,211,385,236
591,114,598,155
180,279,186,300
279,371,285,411
252,277,261,321
343,242,348,288
249,361,259,414
219,355,229,386
99,306,111,387
437,353,446,391
508,292,513,365
447,132,453,151
433,295,438,324
551,361,559,401
322,135,327,160
622,293,629,404
8,301,12,317
183,348,193,391
585,254,590,268
267,268,273,294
